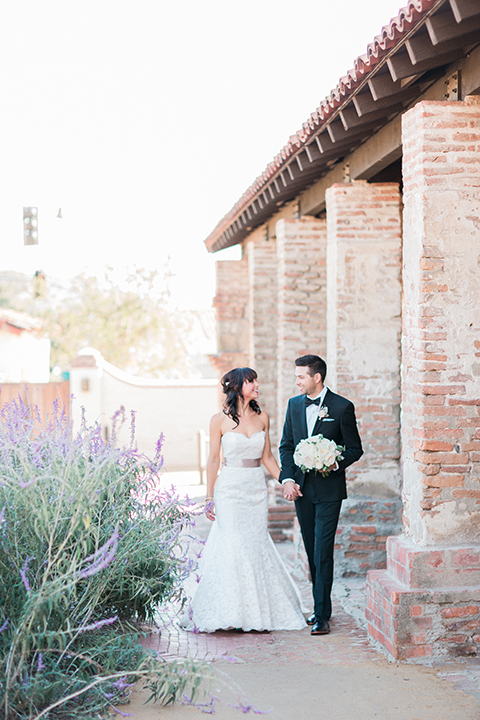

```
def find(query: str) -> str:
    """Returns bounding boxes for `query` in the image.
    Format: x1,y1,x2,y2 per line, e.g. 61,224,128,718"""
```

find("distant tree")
0,271,34,309
0,268,194,378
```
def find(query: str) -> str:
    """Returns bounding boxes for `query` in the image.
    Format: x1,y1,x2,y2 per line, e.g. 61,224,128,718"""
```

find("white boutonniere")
317,405,329,420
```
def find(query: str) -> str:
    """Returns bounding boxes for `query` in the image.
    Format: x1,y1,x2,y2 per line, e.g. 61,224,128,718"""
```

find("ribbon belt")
223,458,262,468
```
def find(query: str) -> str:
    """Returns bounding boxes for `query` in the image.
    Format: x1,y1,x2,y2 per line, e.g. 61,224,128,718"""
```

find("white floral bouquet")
293,434,344,476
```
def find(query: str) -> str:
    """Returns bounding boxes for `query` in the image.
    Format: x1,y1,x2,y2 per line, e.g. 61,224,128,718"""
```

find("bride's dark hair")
221,367,261,428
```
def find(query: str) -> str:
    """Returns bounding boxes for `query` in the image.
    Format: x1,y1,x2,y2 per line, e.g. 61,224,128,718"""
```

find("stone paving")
144,555,480,705
133,478,480,717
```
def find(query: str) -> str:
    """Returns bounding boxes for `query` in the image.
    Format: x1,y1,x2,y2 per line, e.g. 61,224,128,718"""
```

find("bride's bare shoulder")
210,411,225,427
259,410,270,428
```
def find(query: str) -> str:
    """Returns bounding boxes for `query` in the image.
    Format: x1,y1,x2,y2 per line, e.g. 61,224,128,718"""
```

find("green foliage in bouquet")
0,398,208,719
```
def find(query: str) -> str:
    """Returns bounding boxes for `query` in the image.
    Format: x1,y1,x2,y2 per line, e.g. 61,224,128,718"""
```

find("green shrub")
0,398,207,719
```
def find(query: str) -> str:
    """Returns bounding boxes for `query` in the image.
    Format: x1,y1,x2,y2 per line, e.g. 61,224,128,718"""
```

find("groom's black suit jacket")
279,389,363,502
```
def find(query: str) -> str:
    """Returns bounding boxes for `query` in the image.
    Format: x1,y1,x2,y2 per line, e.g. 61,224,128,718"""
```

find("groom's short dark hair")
295,354,326,382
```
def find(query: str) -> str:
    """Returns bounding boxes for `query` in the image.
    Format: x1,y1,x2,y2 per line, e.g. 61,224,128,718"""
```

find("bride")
187,367,306,632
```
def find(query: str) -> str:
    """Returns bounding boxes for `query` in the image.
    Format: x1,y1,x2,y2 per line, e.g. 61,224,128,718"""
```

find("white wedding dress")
186,431,306,632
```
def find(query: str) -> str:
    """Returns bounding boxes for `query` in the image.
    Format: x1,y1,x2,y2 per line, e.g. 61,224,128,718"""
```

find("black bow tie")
305,396,321,407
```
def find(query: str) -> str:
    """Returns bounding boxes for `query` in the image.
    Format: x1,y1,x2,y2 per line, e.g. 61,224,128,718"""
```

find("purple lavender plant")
0,395,200,720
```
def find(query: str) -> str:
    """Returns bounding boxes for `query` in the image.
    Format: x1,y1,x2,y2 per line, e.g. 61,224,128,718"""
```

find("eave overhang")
205,0,480,253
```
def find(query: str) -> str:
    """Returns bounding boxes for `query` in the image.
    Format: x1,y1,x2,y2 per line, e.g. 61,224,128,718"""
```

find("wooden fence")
0,381,70,424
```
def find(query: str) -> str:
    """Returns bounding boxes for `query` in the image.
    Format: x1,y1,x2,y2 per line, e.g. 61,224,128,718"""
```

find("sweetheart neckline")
222,430,266,441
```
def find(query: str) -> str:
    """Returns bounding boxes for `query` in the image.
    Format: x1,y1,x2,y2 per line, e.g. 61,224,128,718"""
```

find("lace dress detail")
187,431,306,632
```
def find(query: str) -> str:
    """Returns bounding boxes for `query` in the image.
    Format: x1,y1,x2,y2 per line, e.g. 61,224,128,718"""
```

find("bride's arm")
260,412,280,481
205,413,222,521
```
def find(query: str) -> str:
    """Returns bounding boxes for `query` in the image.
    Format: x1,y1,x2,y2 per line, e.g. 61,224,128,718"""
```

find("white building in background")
0,309,50,383
70,348,219,473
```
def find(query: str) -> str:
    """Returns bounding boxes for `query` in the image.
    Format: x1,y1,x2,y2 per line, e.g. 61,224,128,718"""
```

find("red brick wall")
367,536,480,660
325,181,402,494
335,497,403,576
276,217,327,427
366,97,480,663
247,236,279,446
211,258,250,379
401,97,480,545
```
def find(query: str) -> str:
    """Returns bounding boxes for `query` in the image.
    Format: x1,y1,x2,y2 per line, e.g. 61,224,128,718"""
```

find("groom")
279,354,363,635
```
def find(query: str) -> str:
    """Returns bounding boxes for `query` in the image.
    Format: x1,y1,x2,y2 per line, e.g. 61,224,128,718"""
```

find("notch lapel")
311,388,330,436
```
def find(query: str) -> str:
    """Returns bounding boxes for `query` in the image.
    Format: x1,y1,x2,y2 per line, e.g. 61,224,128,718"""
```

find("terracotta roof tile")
205,0,446,252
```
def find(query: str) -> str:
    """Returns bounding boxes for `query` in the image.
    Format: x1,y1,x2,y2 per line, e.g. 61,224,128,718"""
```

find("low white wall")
70,349,219,472
0,331,50,383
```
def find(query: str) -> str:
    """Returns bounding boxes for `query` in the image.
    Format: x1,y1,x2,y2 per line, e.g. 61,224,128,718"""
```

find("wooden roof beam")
315,133,335,154
450,0,480,23
407,27,480,64
327,118,385,143
427,5,480,44
368,72,405,101
387,46,465,81
287,164,296,181
340,102,404,130
304,142,320,163
354,84,421,115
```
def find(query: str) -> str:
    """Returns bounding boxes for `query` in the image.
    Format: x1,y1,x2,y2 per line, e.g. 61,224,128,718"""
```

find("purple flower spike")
130,410,137,448
77,615,118,634
80,526,119,579
104,703,133,718
37,653,45,672
18,478,38,489
20,557,31,593
0,619,8,633
112,676,135,690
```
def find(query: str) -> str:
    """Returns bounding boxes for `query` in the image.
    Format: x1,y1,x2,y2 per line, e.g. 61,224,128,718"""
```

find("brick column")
246,235,279,446
367,98,480,661
325,181,403,577
210,258,249,379
276,217,327,428
326,180,403,493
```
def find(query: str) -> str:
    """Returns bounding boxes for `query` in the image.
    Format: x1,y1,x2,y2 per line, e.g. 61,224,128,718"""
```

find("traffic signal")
23,207,38,245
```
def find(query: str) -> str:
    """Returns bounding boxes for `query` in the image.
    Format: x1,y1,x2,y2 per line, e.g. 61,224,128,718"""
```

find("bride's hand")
205,499,216,521
283,481,302,501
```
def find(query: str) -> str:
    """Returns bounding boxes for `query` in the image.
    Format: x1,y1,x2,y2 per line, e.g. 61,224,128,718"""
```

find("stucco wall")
70,350,219,471
0,330,50,383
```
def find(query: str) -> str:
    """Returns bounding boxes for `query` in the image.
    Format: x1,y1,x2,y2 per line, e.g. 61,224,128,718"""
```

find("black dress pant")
295,476,342,622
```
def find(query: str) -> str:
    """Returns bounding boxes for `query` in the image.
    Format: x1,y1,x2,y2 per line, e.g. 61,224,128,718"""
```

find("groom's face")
295,366,323,397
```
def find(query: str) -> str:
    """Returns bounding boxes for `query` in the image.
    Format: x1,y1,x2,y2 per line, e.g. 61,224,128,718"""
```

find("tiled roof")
205,0,479,252
0,309,43,334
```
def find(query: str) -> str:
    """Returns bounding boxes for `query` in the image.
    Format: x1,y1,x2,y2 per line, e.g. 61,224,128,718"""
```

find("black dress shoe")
306,613,316,626
311,619,330,635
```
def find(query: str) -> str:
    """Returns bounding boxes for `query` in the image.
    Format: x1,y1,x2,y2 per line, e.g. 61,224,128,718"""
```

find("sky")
1,0,404,310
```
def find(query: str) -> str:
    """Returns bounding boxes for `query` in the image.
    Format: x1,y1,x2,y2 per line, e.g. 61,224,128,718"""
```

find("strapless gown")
186,431,306,632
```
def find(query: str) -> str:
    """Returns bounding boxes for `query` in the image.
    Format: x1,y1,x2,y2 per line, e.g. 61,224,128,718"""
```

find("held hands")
283,481,302,502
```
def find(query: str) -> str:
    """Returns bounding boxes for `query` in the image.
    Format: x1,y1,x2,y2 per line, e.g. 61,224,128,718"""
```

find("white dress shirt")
281,386,329,484
306,386,328,437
